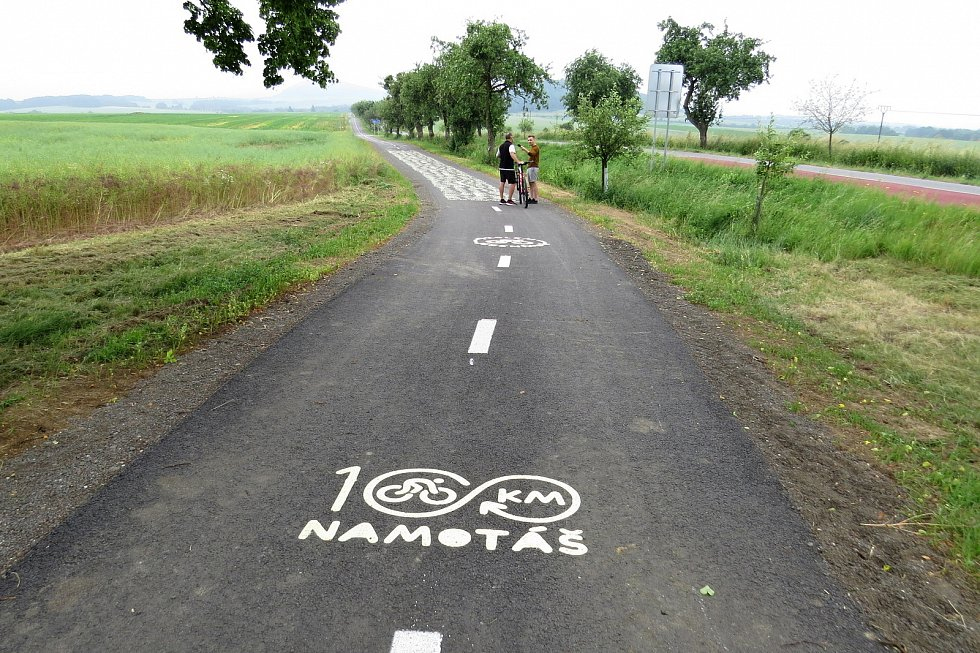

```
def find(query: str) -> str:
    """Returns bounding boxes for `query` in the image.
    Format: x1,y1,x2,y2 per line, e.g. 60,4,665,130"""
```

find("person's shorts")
499,169,516,184
527,166,539,183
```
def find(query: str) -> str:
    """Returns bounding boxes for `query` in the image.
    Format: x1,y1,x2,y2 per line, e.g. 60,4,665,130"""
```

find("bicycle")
514,162,530,208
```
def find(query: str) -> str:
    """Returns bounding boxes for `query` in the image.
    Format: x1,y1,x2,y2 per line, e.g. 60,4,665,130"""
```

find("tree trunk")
697,124,708,148
602,159,609,193
828,131,834,158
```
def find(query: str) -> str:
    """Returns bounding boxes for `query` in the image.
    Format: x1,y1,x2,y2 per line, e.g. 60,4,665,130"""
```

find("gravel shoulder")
2,188,976,651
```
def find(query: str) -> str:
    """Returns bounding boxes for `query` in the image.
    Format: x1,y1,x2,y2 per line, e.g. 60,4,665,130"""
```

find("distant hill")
0,95,146,111
509,80,566,113
0,83,386,114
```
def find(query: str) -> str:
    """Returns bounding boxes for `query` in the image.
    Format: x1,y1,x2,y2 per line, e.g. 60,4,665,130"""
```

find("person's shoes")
499,199,507,204
506,199,517,205
528,199,538,204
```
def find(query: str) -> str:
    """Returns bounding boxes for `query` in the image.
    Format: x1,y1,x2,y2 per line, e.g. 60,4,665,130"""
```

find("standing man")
520,134,540,204
497,132,524,205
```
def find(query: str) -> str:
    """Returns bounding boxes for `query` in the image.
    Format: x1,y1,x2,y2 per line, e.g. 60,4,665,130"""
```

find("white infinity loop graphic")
362,468,581,524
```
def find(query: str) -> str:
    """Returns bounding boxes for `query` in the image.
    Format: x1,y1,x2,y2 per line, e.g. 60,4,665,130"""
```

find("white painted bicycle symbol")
375,476,458,505
362,468,580,524
473,236,549,248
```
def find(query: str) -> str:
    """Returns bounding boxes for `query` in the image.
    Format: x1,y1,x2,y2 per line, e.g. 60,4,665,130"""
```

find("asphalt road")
0,126,880,651
668,150,980,207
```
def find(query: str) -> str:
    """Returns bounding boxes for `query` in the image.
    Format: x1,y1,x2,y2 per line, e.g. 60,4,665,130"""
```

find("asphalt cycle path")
0,124,880,651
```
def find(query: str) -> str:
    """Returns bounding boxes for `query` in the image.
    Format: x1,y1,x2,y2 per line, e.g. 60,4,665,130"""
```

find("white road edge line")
492,206,502,212
498,255,511,268
468,319,497,354
504,225,514,233
390,630,442,653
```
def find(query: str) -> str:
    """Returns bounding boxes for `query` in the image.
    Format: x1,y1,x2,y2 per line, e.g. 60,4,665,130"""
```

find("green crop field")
0,113,383,244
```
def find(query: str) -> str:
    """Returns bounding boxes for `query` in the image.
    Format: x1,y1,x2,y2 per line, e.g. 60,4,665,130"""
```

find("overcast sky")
2,0,978,128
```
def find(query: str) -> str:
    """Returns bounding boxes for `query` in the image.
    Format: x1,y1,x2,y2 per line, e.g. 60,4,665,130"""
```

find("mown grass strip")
0,175,418,456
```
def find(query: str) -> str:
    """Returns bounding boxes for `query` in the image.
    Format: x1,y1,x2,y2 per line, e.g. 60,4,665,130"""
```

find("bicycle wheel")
518,168,529,208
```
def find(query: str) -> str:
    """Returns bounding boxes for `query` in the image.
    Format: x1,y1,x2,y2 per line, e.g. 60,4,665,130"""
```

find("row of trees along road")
355,18,776,188
363,21,551,163
181,5,863,163
182,5,864,166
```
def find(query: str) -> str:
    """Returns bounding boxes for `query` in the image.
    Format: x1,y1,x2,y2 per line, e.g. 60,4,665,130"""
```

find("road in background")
0,123,880,651
669,150,980,207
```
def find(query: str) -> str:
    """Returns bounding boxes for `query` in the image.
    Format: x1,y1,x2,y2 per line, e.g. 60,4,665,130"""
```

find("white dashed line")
498,255,511,268
390,630,442,653
492,206,502,212
504,225,514,233
468,319,497,354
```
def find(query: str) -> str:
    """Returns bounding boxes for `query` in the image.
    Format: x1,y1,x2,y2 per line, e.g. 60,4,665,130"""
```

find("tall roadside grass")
672,132,980,182
544,144,980,277
0,113,384,245
0,175,418,456
513,110,980,182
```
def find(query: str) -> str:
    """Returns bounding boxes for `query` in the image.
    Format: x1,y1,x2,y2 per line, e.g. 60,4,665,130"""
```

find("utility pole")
877,105,891,143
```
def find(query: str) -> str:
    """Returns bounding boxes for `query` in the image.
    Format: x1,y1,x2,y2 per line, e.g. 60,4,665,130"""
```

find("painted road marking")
390,630,442,653
492,206,502,212
388,150,497,201
504,225,514,233
473,236,549,248
468,319,497,354
299,467,589,555
498,255,511,268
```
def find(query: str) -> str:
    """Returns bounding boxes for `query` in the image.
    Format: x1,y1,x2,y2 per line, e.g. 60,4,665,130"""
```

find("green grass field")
0,113,383,243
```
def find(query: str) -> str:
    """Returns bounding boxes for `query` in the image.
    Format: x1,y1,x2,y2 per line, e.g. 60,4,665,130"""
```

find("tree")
752,117,803,232
182,0,345,88
795,76,870,157
562,50,641,119
351,100,381,131
655,18,774,147
430,43,484,151
433,21,550,163
379,74,408,137
400,64,441,139
576,95,650,193
518,114,534,136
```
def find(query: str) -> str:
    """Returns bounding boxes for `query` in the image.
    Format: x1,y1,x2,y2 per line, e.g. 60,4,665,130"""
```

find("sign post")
645,64,684,169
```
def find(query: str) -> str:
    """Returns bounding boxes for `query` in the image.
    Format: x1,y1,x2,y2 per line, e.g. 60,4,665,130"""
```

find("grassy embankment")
409,133,979,573
0,113,417,455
